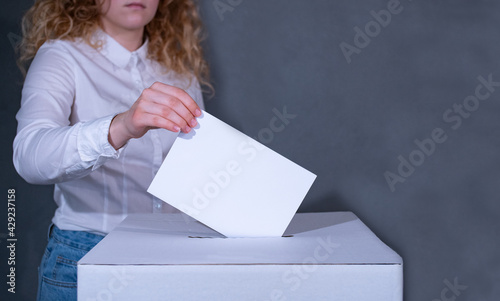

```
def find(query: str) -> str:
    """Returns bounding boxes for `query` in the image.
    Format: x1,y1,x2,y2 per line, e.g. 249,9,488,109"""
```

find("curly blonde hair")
18,0,212,93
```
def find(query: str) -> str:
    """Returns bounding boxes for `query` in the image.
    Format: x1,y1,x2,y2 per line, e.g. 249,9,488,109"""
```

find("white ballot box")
78,212,403,301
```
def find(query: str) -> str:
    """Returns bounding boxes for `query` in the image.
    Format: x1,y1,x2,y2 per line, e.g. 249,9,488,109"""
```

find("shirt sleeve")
13,41,122,185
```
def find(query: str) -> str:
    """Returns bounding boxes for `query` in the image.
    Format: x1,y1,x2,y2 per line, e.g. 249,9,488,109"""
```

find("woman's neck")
100,24,144,52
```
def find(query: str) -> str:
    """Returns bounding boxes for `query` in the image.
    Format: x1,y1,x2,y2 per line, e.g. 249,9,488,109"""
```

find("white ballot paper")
148,111,316,237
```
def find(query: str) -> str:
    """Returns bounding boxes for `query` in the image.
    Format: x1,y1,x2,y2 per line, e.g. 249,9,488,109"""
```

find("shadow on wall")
299,193,353,213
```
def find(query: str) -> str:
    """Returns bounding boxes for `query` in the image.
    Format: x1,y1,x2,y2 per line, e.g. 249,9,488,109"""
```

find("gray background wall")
1,0,499,300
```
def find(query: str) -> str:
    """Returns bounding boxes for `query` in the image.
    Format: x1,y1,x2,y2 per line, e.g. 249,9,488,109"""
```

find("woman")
13,0,211,300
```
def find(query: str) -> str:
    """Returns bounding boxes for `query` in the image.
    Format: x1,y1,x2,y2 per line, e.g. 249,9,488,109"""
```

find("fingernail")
195,109,201,116
190,119,197,127
173,126,180,132
184,126,191,133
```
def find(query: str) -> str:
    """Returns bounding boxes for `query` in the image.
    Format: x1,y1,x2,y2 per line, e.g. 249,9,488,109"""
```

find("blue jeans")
37,225,104,301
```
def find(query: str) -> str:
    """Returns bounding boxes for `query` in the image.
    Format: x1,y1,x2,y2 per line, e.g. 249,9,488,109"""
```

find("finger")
149,82,201,117
143,87,198,129
142,112,183,133
138,101,192,133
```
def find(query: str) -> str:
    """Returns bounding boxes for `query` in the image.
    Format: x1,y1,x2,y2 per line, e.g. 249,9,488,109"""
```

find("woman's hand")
108,82,201,149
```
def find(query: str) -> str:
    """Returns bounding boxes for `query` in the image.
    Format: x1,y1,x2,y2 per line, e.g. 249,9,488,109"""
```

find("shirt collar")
95,29,149,68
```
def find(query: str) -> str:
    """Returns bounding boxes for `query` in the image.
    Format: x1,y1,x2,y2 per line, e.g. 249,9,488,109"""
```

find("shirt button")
155,203,162,209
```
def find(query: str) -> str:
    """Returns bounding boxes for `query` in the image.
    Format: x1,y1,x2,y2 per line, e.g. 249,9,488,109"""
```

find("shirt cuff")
77,115,125,170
